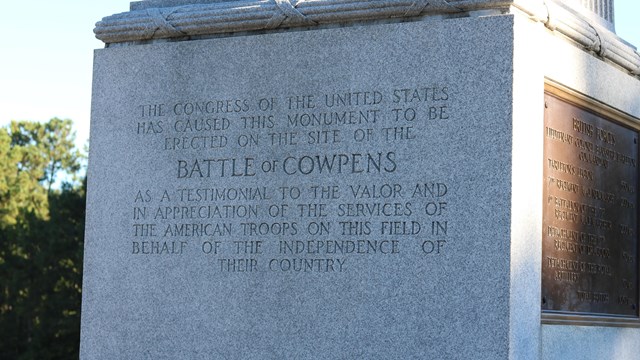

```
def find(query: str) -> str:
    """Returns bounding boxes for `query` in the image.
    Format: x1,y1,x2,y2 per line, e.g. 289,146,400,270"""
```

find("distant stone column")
575,0,615,25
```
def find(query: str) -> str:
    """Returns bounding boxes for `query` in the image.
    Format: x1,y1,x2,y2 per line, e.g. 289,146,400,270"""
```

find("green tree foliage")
0,119,81,225
0,119,85,359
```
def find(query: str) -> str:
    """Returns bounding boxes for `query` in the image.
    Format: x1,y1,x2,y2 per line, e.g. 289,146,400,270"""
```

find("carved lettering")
127,87,454,274
542,93,638,317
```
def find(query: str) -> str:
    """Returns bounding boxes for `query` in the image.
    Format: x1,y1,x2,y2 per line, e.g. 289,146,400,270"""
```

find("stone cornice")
513,0,639,77
95,0,639,78
94,0,510,44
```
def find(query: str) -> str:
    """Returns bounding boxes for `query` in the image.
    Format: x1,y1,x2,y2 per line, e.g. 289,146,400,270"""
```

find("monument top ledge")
128,0,502,10
96,0,639,78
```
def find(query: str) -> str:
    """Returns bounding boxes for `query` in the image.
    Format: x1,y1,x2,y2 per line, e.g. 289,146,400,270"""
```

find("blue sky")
0,0,638,149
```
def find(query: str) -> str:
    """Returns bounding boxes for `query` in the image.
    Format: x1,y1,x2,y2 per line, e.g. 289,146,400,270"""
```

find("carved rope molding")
94,0,469,43
516,0,640,76
94,0,640,77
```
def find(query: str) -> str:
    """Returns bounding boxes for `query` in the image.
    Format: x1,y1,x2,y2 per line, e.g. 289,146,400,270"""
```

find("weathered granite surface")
130,0,233,10
84,0,640,358
82,14,517,359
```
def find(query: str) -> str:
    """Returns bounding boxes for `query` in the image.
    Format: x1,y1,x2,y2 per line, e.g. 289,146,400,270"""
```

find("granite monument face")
82,0,640,359
85,15,514,359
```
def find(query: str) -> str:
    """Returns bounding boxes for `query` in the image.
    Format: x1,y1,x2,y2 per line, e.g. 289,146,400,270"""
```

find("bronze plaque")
542,92,639,318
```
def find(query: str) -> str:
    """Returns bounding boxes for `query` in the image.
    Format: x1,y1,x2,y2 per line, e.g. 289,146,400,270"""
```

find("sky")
0,0,638,150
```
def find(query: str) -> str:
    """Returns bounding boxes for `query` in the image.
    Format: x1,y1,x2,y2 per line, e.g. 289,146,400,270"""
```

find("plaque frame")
541,81,640,328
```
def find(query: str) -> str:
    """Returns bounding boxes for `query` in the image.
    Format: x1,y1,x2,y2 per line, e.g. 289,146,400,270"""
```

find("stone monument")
82,0,640,358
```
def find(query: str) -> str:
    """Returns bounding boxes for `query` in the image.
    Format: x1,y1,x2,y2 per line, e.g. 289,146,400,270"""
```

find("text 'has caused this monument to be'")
82,0,640,359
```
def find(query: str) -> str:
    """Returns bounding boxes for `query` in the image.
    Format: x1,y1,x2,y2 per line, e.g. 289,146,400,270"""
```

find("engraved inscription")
130,87,453,273
542,93,639,317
